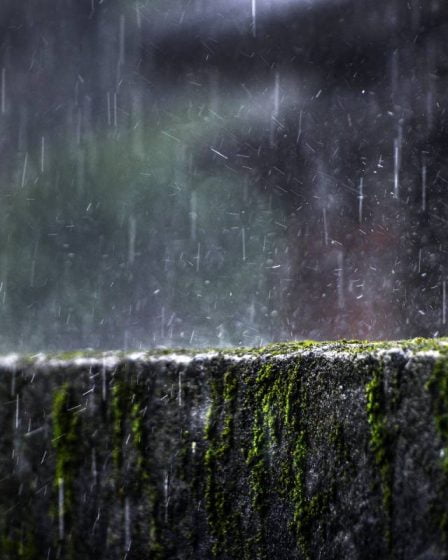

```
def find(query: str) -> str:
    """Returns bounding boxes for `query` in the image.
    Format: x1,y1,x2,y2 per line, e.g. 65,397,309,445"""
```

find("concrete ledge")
1,339,448,559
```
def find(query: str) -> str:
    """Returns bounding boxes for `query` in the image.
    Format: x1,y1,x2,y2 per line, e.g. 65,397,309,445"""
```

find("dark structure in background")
0,0,448,350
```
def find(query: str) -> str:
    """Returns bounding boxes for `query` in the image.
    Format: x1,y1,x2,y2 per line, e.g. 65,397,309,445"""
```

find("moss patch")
202,357,349,559
5,339,448,558
52,383,82,538
0,534,38,560
110,370,165,559
426,352,448,543
365,359,403,552
204,367,243,557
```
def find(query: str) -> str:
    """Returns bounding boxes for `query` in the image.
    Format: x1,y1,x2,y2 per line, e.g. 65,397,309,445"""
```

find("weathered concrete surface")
1,339,448,559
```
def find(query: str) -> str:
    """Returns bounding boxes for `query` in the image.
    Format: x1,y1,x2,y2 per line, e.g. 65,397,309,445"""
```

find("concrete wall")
1,340,448,559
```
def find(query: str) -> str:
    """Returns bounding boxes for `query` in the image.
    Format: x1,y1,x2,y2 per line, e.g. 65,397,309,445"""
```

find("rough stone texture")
1,339,448,559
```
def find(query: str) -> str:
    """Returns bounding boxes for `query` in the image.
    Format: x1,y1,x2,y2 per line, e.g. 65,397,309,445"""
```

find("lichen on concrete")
0,339,448,558
52,383,82,540
365,362,395,549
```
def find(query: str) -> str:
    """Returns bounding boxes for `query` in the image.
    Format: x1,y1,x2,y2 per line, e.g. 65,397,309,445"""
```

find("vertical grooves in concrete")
0,340,447,559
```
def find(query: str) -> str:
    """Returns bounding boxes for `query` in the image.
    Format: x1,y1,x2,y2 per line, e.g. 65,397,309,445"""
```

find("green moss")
244,359,331,559
0,534,38,560
110,373,165,559
246,361,280,546
328,420,352,479
130,400,145,472
132,390,165,559
246,407,269,519
425,353,448,542
281,363,317,558
365,364,394,550
41,339,448,557
107,369,161,555
52,350,102,361
14,337,448,375
290,430,309,555
204,368,242,557
242,362,286,557
52,383,82,536
426,358,448,473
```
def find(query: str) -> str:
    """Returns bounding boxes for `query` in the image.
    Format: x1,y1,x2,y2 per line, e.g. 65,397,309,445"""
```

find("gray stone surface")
0,340,448,559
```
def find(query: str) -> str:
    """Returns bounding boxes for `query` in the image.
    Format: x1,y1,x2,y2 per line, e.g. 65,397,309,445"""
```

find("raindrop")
113,92,118,128
393,138,400,198
323,208,329,246
1,67,5,114
106,92,112,126
251,0,257,38
393,122,403,199
421,157,427,211
270,72,280,146
274,72,280,116
358,177,364,224
101,359,107,402
443,280,446,325
58,478,65,540
296,109,303,144
210,147,228,160
20,152,28,188
337,251,345,310
124,497,131,552
195,243,201,272
178,371,183,407
41,136,45,174
15,394,20,430
128,216,136,265
164,471,169,522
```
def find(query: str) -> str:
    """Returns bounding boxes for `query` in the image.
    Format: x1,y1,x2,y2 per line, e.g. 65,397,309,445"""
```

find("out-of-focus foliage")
1,0,448,350
0,91,285,349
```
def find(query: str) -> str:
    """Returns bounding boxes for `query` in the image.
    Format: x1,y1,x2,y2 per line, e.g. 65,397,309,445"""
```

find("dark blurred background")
0,0,447,351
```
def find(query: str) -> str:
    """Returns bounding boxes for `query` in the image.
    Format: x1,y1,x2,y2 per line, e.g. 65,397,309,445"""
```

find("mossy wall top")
0,339,448,559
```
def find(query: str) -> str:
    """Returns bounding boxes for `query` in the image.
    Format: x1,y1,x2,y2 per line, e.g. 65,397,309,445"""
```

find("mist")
0,0,447,351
